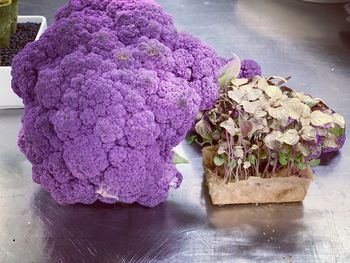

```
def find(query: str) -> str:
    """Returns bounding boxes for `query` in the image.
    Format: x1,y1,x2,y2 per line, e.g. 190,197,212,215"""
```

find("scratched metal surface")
1,0,350,262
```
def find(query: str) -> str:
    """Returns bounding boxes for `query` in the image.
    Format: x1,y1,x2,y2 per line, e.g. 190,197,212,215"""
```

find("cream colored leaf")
317,128,327,136
241,100,262,114
250,117,268,133
282,98,305,120
232,78,249,86
241,111,250,121
300,117,311,127
243,161,251,169
264,85,282,100
228,89,245,104
256,77,269,90
250,144,258,150
268,106,289,126
270,119,282,130
240,82,256,91
273,94,289,107
217,143,227,155
301,104,311,117
332,113,345,128
245,87,263,101
233,147,244,158
294,92,321,107
255,110,267,118
251,76,261,85
310,110,333,126
264,131,283,150
298,143,311,157
299,126,317,141
280,94,289,102
268,76,290,86
323,134,340,148
299,104,312,127
258,93,269,104
278,129,299,145
220,118,239,136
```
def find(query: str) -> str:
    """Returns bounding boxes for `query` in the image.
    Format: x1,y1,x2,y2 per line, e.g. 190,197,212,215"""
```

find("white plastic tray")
0,15,47,109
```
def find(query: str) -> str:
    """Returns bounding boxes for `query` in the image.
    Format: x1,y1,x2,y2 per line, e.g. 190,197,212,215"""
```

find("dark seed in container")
0,22,41,67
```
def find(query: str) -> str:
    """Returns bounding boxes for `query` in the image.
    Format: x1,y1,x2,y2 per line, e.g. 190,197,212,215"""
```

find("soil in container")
0,22,40,66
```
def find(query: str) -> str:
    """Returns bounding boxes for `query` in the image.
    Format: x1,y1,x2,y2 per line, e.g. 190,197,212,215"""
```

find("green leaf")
218,57,241,88
173,153,189,165
203,134,212,142
297,162,307,170
299,144,311,157
247,154,256,165
309,159,321,167
219,75,228,89
230,159,237,169
329,127,344,137
279,152,288,166
202,136,213,145
295,153,303,163
186,134,197,144
260,150,268,160
214,156,225,166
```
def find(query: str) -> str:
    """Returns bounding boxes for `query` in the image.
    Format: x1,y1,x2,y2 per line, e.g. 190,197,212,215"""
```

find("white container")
0,16,47,109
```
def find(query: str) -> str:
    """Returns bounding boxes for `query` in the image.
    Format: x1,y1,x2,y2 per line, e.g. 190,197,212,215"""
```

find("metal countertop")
1,0,350,262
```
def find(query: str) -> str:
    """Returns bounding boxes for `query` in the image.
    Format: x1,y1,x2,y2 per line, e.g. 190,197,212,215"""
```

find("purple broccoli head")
239,59,262,78
11,0,223,207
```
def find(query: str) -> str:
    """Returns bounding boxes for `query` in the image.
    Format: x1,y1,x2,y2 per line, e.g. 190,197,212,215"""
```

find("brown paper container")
202,146,313,206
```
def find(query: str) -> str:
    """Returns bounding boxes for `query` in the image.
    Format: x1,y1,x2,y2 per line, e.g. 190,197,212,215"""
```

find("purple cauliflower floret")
239,59,262,78
11,0,223,207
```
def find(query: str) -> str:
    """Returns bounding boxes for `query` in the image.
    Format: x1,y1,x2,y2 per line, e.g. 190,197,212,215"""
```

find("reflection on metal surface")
1,0,350,262
205,190,307,255
345,3,350,23
31,190,204,262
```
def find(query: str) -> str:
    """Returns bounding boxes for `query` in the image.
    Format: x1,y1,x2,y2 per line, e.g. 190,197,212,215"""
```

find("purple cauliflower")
239,59,262,78
11,0,223,207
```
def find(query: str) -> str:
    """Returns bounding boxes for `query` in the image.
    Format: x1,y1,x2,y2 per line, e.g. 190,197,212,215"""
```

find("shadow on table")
32,189,201,263
202,177,307,257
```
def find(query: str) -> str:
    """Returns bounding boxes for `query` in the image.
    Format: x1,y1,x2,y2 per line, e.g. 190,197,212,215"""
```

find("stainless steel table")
1,0,350,262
